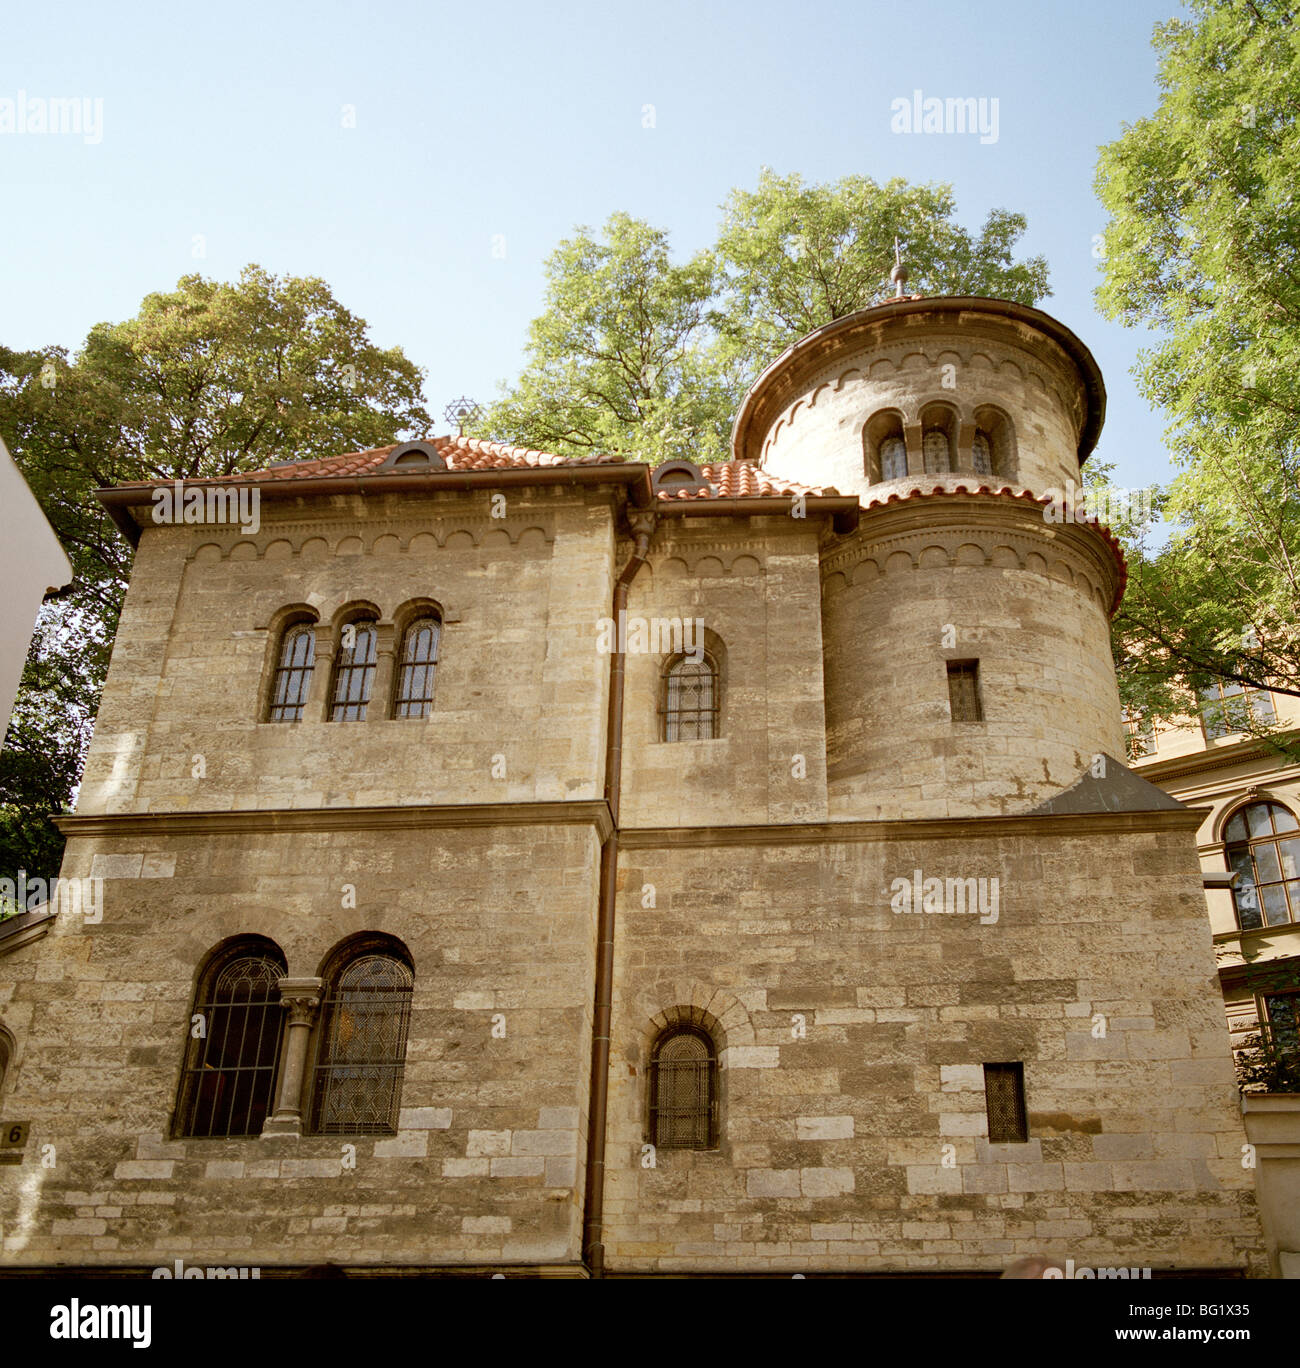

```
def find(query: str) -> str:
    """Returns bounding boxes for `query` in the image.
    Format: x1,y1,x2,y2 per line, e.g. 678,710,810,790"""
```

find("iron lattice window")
310,954,413,1135
393,617,440,718
1225,801,1300,931
179,953,285,1138
972,431,992,477
268,624,316,722
879,435,907,481
330,622,378,721
984,1062,1028,1143
1200,681,1276,741
662,653,719,741
922,428,950,475
947,660,983,722
649,1027,717,1150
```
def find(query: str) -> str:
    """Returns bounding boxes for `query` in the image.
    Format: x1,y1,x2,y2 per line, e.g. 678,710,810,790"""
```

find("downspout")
583,509,654,1278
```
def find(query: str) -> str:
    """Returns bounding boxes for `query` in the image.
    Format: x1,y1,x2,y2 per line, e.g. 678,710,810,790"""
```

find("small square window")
947,660,983,723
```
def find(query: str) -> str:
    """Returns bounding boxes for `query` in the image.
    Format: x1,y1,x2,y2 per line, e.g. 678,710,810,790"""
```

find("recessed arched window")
972,407,1017,479
393,616,441,718
649,1026,717,1150
662,652,720,741
863,411,906,484
922,428,951,474
309,942,414,1135
920,404,957,476
330,617,379,721
972,431,993,476
177,940,287,1138
1224,801,1300,931
880,436,907,481
268,623,316,722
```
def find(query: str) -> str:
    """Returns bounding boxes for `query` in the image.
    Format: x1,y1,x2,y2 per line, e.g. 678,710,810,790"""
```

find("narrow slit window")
947,660,983,722
394,616,440,718
984,1062,1028,1143
268,624,316,722
330,622,378,721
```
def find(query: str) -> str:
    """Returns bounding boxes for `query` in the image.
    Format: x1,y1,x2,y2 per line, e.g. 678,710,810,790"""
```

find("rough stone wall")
0,822,598,1269
76,486,617,816
604,818,1264,1274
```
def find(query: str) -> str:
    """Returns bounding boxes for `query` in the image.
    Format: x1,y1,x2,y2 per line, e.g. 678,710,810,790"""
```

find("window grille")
330,622,378,721
179,953,285,1138
269,625,316,722
972,431,992,476
310,953,413,1135
662,654,719,741
923,429,950,474
984,1062,1028,1143
394,617,440,718
880,435,908,481
1225,801,1300,931
947,660,983,722
650,1028,716,1150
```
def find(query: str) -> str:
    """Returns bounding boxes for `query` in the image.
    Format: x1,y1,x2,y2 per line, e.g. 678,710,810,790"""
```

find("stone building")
0,293,1268,1276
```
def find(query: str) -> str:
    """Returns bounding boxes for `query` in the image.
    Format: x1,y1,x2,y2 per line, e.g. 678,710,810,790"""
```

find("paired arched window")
330,616,379,721
649,1025,717,1150
310,942,414,1135
662,652,720,741
177,940,287,1138
1225,801,1300,931
268,623,316,722
394,616,441,718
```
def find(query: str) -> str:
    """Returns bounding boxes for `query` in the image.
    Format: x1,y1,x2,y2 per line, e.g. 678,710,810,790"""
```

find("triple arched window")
176,936,414,1138
649,1025,718,1150
1224,801,1300,931
265,605,443,723
864,406,1017,485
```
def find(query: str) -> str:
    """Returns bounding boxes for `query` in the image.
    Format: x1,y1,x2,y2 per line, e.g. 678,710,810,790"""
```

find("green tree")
481,175,1051,463
0,265,430,879
1095,0,1300,743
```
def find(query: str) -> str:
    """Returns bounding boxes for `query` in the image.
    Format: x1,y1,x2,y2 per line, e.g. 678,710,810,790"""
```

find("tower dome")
733,295,1125,819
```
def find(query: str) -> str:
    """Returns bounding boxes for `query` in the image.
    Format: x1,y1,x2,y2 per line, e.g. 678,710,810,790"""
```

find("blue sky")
2,0,1181,492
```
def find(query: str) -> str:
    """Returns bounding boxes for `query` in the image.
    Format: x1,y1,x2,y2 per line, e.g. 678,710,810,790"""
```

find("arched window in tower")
649,1025,717,1150
393,615,441,718
922,428,951,475
972,407,1017,480
177,941,287,1138
329,617,379,721
879,435,908,481
972,431,993,477
268,622,316,722
1224,801,1300,932
662,652,720,741
310,943,414,1135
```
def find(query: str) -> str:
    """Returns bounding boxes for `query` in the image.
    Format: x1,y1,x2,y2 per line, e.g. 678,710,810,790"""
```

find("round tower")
732,295,1126,819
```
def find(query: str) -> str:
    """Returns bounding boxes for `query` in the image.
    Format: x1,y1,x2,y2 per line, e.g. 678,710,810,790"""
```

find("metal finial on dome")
890,236,910,298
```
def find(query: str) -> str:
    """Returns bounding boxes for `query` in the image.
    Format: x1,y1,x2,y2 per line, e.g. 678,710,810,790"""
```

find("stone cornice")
621,806,1207,849
55,800,614,842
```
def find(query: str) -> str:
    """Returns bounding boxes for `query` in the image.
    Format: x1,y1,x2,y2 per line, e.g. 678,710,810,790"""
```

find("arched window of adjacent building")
649,1025,717,1150
177,939,287,1138
972,407,1016,480
309,939,413,1135
863,410,907,483
393,615,441,718
920,404,957,476
1200,681,1276,740
1224,801,1300,931
662,652,720,741
329,612,379,721
268,621,316,722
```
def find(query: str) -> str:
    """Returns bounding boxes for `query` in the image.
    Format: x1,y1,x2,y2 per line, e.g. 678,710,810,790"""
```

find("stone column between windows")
370,623,398,718
955,419,976,472
902,421,924,477
262,977,323,1138
304,625,335,720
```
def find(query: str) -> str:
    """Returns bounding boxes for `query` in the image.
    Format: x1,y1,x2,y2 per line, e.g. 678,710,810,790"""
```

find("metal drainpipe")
582,512,654,1278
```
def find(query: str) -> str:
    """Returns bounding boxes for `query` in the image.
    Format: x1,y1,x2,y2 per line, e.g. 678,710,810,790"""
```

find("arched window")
662,652,719,741
922,428,951,474
972,431,993,477
649,1026,717,1150
972,407,1017,479
879,436,908,481
268,623,316,722
177,941,287,1138
1225,801,1300,931
330,618,379,721
393,616,441,718
310,944,413,1135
